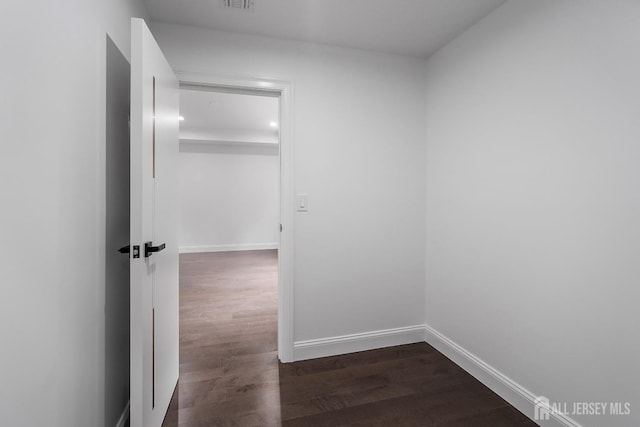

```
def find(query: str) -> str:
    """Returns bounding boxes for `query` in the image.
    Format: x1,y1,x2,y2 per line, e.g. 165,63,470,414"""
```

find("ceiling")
180,89,279,144
143,0,507,58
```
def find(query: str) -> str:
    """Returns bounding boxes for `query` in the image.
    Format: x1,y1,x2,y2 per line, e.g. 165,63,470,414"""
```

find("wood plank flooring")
161,250,536,427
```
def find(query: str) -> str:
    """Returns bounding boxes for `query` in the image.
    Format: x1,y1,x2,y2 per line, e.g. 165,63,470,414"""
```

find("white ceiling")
143,0,507,58
180,89,279,143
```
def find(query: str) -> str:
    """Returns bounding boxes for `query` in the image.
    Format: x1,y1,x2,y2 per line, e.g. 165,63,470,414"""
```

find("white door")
130,18,179,427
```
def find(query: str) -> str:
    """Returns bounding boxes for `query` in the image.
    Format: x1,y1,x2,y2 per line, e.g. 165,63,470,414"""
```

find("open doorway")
174,75,295,365
161,85,283,425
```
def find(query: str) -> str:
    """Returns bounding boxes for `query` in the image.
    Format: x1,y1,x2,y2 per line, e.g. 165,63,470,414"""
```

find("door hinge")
280,224,283,232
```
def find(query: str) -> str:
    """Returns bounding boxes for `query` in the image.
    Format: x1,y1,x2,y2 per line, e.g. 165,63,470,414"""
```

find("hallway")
162,250,535,426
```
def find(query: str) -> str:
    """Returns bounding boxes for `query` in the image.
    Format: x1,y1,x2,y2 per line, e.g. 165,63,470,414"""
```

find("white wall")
179,143,280,252
424,1,640,426
0,1,147,426
152,23,427,348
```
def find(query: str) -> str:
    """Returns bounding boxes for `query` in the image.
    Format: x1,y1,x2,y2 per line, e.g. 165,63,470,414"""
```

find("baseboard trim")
293,325,426,361
115,401,130,427
179,243,279,254
424,324,582,427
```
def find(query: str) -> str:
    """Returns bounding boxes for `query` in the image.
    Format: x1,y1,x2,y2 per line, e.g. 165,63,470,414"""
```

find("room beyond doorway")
175,73,295,364
175,83,284,359
177,88,281,254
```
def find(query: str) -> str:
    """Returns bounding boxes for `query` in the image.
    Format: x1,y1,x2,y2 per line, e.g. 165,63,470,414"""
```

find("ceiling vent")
220,0,255,12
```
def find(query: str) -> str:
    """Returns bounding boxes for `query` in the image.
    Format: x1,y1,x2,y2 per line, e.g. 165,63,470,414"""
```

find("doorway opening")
162,77,294,423
165,83,293,425
177,84,281,363
174,75,295,364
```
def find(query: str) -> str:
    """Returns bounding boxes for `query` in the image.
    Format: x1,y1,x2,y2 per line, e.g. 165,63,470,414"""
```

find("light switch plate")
296,194,308,212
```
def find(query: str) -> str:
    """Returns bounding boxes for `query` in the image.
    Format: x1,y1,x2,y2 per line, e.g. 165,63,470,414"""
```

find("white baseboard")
115,401,130,427
424,324,582,427
179,243,279,254
293,325,426,361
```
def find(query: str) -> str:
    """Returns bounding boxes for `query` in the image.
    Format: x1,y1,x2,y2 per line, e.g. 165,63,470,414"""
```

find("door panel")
130,18,179,427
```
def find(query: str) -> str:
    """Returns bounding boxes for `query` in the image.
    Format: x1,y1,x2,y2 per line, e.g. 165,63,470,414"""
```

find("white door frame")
176,72,295,362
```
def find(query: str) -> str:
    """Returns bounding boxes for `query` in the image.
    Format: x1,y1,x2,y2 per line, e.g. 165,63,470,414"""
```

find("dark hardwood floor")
161,250,536,427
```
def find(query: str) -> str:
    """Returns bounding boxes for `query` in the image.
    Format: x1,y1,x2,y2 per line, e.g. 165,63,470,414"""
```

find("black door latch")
119,244,140,258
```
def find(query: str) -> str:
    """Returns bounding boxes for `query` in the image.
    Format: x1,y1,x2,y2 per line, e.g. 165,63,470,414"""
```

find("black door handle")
145,241,166,258
118,245,130,254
